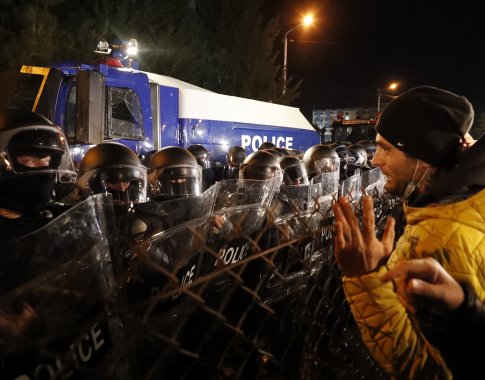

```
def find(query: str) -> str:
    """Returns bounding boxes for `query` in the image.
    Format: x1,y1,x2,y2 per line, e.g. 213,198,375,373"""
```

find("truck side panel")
176,84,320,162
181,118,319,162
157,85,180,148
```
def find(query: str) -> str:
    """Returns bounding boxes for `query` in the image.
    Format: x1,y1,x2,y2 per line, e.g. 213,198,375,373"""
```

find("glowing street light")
377,82,399,113
282,14,314,95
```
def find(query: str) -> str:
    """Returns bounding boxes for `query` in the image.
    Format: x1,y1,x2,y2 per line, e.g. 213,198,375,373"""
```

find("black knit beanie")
376,86,474,166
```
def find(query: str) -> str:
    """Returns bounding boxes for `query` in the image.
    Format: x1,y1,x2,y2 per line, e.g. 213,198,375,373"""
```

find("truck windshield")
107,87,143,140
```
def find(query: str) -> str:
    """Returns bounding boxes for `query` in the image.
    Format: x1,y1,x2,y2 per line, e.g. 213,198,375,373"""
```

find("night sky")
264,0,485,121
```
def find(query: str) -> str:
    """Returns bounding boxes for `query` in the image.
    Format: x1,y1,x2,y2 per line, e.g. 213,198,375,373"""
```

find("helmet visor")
282,162,309,185
227,151,246,167
79,165,147,204
239,163,283,181
313,157,340,175
196,155,212,169
347,151,366,167
96,165,147,204
3,126,76,183
149,164,202,196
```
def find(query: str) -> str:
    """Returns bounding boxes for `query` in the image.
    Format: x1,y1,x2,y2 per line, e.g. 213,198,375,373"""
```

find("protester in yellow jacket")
332,86,485,379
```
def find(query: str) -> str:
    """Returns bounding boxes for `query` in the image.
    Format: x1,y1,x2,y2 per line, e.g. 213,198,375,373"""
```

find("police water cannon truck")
0,39,320,164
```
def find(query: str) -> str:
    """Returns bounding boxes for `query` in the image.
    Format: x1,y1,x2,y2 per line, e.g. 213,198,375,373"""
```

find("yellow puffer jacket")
342,187,485,379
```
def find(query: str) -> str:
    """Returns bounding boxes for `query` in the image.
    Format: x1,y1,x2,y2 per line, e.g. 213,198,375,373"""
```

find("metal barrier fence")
111,188,404,380
0,189,405,380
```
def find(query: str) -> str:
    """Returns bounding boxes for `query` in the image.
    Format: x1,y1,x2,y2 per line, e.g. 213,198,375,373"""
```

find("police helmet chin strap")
402,160,430,200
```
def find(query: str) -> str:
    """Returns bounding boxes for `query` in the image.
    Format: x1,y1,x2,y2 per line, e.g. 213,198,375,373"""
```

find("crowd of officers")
0,107,379,245
0,108,382,379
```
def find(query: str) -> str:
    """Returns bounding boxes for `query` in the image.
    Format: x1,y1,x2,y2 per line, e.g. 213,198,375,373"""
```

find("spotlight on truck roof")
94,39,112,55
94,38,138,58
125,39,138,58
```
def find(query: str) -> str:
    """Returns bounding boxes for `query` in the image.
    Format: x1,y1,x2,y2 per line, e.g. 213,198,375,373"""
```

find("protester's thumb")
407,278,437,298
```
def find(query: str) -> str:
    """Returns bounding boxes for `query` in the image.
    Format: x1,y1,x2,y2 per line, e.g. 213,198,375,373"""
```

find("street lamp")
282,14,314,95
377,82,399,113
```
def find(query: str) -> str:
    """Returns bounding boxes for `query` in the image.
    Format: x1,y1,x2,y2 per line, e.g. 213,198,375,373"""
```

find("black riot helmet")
356,139,377,166
148,146,202,197
302,144,340,178
0,108,76,212
0,109,75,177
347,143,368,175
347,144,367,166
258,141,276,150
239,150,283,184
77,142,147,205
187,144,212,169
279,156,309,185
226,146,246,168
335,144,350,178
265,147,290,159
225,145,246,179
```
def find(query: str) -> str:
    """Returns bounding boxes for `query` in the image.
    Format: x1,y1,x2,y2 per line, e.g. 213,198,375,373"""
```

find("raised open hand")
333,195,395,277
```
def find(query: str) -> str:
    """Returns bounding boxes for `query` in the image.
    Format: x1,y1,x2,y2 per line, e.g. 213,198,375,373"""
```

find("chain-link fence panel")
2,188,406,380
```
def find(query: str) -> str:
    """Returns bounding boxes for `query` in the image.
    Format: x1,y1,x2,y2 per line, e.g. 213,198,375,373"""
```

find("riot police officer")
187,144,215,191
335,144,351,181
0,110,118,380
239,149,284,217
0,109,77,243
279,155,309,186
302,144,340,180
356,139,377,168
66,142,147,206
148,146,203,200
347,143,370,174
240,150,283,182
222,145,246,180
277,155,312,215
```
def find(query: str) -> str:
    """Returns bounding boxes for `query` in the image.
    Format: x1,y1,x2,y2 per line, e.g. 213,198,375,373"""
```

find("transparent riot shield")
310,172,337,270
124,184,218,235
113,184,218,316
276,184,314,217
118,215,211,318
263,210,324,305
239,209,325,378
114,184,218,274
340,170,362,205
200,177,280,290
118,216,213,379
213,177,280,211
169,179,279,379
362,167,385,197
311,171,339,216
200,205,268,291
311,170,339,198
0,194,117,380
